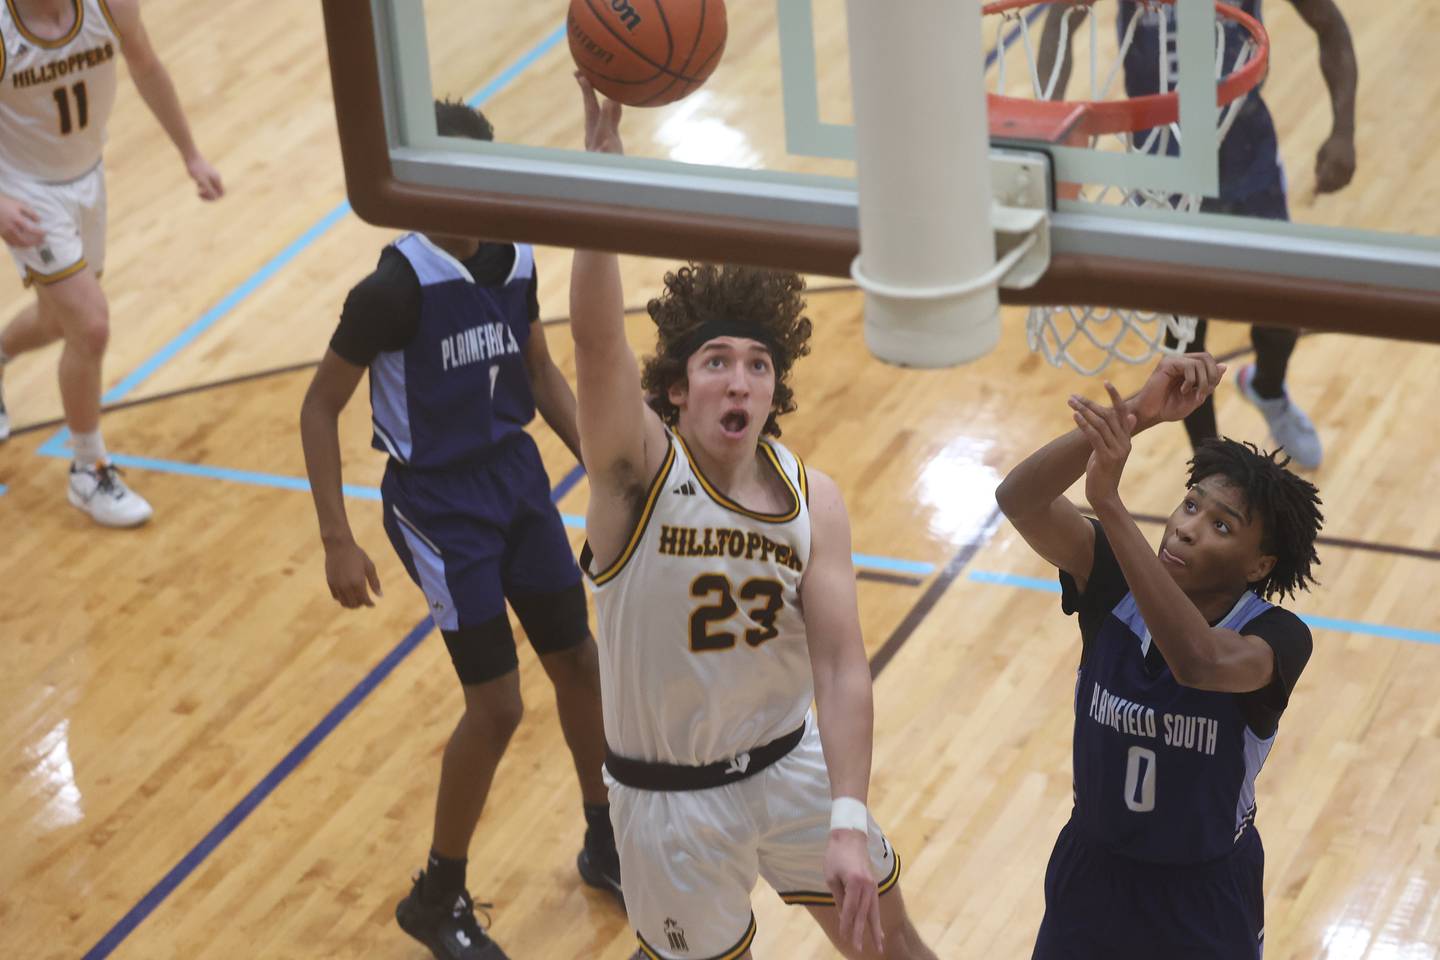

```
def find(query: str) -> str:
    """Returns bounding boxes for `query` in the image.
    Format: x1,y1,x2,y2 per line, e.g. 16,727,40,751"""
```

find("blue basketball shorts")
1031,818,1266,960
380,433,582,635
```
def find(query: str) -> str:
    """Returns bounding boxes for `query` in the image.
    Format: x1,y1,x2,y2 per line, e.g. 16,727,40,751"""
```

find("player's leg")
501,445,618,901
1163,317,1216,450
613,780,761,960
0,300,60,441
382,467,521,960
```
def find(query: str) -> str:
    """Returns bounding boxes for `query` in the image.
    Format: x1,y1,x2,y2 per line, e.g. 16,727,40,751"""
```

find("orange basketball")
568,0,728,108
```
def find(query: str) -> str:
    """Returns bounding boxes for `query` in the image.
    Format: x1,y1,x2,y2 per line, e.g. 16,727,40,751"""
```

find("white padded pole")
845,0,999,367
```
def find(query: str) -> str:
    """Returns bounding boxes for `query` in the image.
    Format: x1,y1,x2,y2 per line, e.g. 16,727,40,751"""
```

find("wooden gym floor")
1,1,1437,957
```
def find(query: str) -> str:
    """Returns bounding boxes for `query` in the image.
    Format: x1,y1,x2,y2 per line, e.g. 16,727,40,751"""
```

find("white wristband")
830,797,869,835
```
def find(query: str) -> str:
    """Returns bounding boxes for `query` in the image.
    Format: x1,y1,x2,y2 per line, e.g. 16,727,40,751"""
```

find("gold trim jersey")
0,0,119,181
588,430,814,766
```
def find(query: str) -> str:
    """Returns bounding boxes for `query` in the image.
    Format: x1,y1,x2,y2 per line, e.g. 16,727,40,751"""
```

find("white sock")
72,430,108,468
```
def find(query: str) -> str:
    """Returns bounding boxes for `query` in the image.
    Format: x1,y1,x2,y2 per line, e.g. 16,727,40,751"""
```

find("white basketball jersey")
0,0,119,181
588,431,814,766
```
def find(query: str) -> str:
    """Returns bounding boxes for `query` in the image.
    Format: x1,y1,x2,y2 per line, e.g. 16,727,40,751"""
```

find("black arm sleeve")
1239,607,1313,737
1059,518,1132,661
329,249,421,367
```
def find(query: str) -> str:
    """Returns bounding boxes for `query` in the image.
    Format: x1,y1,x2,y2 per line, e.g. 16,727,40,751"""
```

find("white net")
986,0,1265,374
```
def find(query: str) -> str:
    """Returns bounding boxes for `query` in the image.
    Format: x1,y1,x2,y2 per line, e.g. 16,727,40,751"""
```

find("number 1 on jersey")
53,81,89,135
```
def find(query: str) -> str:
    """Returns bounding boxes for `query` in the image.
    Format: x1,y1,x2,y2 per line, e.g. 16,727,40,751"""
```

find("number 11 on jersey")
53,81,89,135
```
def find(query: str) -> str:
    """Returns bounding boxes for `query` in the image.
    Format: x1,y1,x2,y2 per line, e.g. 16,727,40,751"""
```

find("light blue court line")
968,570,1440,646
0,483,7,496
467,24,565,106
102,203,353,405
31,446,934,575
852,553,935,576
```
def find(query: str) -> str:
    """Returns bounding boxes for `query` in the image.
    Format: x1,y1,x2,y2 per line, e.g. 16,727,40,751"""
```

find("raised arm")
107,0,224,199
995,354,1225,589
570,78,668,558
798,468,884,955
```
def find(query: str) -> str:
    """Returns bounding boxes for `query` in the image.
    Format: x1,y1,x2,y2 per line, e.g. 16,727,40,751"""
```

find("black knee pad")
509,582,590,656
441,614,519,686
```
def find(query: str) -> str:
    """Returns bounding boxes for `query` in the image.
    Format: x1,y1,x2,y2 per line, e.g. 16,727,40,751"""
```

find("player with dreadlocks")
996,352,1323,960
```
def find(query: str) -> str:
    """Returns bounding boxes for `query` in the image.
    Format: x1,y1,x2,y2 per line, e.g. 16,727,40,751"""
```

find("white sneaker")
1236,363,1322,469
0,378,9,442
68,462,154,527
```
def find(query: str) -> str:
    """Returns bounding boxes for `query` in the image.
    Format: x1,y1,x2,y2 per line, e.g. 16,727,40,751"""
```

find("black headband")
677,320,780,362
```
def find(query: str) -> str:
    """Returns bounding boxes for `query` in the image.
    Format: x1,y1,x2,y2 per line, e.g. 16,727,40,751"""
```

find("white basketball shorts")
0,161,106,287
609,713,902,960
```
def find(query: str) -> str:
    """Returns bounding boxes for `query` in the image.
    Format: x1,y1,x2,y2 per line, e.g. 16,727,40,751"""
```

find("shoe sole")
577,850,625,910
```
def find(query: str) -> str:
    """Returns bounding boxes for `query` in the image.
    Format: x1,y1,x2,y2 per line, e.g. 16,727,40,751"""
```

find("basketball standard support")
845,0,1002,367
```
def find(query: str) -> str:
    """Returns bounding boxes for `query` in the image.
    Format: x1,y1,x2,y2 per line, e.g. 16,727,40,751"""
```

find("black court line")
857,569,925,587
870,507,1006,680
4,358,322,438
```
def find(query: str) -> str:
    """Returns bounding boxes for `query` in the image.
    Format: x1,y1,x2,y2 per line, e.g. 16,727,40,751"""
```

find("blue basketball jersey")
1070,587,1277,864
1119,0,1288,202
368,234,536,469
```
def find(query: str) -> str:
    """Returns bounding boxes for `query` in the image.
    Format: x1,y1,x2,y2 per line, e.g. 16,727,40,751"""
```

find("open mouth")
1160,546,1187,568
720,410,749,436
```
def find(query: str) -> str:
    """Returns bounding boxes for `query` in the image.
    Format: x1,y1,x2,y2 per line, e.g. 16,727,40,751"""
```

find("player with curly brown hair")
568,77,937,960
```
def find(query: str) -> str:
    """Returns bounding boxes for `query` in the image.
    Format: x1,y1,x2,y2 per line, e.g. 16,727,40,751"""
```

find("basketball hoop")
982,0,1270,375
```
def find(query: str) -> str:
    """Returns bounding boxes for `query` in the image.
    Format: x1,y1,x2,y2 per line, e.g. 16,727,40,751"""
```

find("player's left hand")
1314,132,1355,194
186,154,224,201
824,830,884,955
1071,380,1137,508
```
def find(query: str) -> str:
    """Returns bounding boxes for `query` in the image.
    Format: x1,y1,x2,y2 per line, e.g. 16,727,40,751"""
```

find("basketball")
567,0,728,108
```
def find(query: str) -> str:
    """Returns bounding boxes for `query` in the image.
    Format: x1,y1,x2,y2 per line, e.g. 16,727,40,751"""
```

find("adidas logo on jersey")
672,481,697,496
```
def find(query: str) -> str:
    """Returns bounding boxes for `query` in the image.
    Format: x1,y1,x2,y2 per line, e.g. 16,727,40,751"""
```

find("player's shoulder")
99,0,140,30
1242,603,1312,649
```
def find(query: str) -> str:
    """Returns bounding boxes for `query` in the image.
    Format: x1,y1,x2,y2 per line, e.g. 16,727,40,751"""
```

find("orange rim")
984,0,1270,139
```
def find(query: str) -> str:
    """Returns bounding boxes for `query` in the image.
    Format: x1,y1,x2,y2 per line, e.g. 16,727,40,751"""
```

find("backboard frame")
322,0,1440,341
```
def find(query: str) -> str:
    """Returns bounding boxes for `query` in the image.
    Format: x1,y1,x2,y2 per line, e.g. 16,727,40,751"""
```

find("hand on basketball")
576,73,624,155
1072,381,1137,507
0,194,45,248
325,539,383,609
1128,352,1226,428
1314,132,1356,195
824,830,884,955
186,154,224,201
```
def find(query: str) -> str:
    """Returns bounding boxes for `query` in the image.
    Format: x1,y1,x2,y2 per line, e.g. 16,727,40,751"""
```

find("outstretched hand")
576,73,624,155
1071,380,1137,508
1128,352,1226,429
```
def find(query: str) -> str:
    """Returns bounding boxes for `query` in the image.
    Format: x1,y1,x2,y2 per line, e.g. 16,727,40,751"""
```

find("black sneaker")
395,872,510,960
576,845,624,909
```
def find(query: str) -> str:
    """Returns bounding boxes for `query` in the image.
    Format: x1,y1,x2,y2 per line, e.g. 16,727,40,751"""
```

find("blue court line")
103,204,354,405
79,615,436,960
968,570,1440,646
33,445,934,575
0,483,7,496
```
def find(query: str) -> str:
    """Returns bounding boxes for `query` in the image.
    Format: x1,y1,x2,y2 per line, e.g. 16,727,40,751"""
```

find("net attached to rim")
983,0,1270,375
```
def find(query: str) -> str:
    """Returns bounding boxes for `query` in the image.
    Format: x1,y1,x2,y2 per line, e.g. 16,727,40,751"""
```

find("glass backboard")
321,0,1440,342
